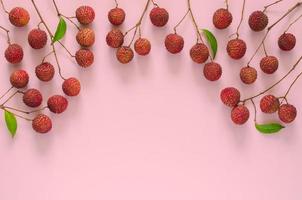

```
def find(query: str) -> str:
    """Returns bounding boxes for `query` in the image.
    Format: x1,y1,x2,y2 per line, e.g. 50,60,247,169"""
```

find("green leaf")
52,17,67,43
4,110,17,138
202,29,218,59
255,123,285,134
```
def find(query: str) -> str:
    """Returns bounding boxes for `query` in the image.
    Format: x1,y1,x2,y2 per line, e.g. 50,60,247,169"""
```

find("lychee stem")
0,90,23,106
0,86,13,102
262,43,268,57
225,0,229,10
187,0,205,44
173,9,190,34
281,69,302,102
52,0,80,30
232,0,246,39
283,12,302,33
250,99,257,122
42,50,55,63
0,25,11,44
151,0,159,7
4,106,47,115
263,0,284,13
0,107,33,121
0,0,8,14
114,0,119,8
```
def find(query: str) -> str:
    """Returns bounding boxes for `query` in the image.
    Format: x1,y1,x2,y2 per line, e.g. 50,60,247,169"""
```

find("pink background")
1,0,302,199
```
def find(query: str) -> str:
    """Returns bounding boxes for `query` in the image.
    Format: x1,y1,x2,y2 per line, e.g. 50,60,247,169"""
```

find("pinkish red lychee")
231,105,250,125
134,38,151,56
5,44,24,64
220,87,241,107
260,56,279,74
165,33,184,54
278,104,297,124
10,70,29,88
190,43,209,64
106,29,124,48
248,11,268,32
116,46,134,64
149,7,169,27
260,95,280,114
108,7,126,26
76,28,95,47
212,8,232,29
35,62,55,82
75,49,94,68
62,77,81,97
32,114,52,134
278,33,296,51
28,28,47,49
47,95,68,114
203,62,222,81
9,7,30,27
76,5,95,25
227,38,247,59
23,89,43,108
240,66,257,84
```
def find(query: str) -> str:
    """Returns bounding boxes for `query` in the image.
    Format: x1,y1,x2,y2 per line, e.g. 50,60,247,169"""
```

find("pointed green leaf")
202,29,218,59
255,123,285,134
4,110,17,138
52,17,67,43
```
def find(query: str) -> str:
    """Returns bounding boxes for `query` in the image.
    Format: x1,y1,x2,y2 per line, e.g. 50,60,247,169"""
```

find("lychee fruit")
62,77,81,97
231,105,250,125
278,104,297,124
76,28,95,47
190,43,209,64
9,7,30,27
278,33,296,51
220,87,241,107
76,5,95,25
23,89,43,108
108,7,125,26
260,95,280,114
47,95,68,114
116,46,134,64
106,29,124,48
203,62,222,81
32,114,52,134
28,28,47,49
134,38,151,56
212,8,232,29
248,11,268,32
240,66,257,84
10,70,29,88
227,38,247,59
165,33,184,54
75,49,94,68
260,56,279,74
35,62,55,82
149,7,169,27
5,44,24,64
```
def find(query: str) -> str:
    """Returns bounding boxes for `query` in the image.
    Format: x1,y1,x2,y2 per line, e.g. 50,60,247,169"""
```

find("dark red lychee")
10,70,29,88
165,33,184,54
278,104,297,124
28,28,47,49
76,5,95,25
75,49,94,68
220,87,241,107
35,62,55,82
260,56,279,74
32,114,52,134
76,28,95,47
248,11,268,32
227,38,247,59
108,7,125,26
5,44,24,64
116,46,134,64
23,89,43,108
231,105,250,125
47,95,68,114
9,7,30,27
203,62,222,81
278,33,296,51
106,29,124,48
190,43,209,64
240,66,257,84
213,8,232,29
62,78,81,97
260,95,280,114
134,38,151,56
149,7,169,27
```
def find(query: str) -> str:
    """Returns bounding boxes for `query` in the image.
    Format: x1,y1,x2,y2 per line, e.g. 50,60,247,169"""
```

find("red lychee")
5,44,24,64
220,87,241,107
47,95,68,114
227,38,247,59
203,62,222,81
75,49,94,68
240,66,257,84
278,104,297,124
134,38,151,56
212,8,232,29
231,105,250,125
106,29,124,48
62,77,81,97
149,7,169,27
260,95,280,114
116,46,134,64
76,28,95,47
23,89,43,108
9,7,30,27
260,56,279,74
32,114,52,134
248,11,268,32
190,43,209,64
28,28,47,49
10,70,29,88
165,33,184,54
76,5,95,25
35,62,55,82
108,7,125,26
278,33,296,51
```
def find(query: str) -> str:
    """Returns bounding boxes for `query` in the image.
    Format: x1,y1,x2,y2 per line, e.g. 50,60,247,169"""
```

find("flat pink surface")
1,0,302,199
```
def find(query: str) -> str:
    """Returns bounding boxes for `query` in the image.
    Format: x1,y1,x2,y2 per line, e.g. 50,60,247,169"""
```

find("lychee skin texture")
260,56,279,74
9,7,30,27
35,62,55,82
106,29,124,48
62,78,81,97
248,11,268,32
5,44,24,64
134,38,151,56
231,105,250,125
203,62,222,81
75,49,94,68
190,43,209,64
149,7,169,27
165,34,184,54
10,70,29,88
23,89,43,108
76,6,95,25
227,39,247,59
213,8,232,29
47,95,68,114
278,33,296,51
220,87,241,108
278,104,297,124
260,95,280,114
240,66,257,84
28,29,47,49
32,114,52,134
108,7,125,26
76,28,95,47
116,46,134,64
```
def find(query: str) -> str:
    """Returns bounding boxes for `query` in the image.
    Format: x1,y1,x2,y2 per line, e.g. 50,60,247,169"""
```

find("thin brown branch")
225,0,229,10
0,107,33,121
263,0,284,12
0,86,13,101
1,90,23,106
4,106,47,115
0,25,11,44
173,9,190,34
284,12,302,33
282,70,302,100
0,0,8,14
232,0,246,39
